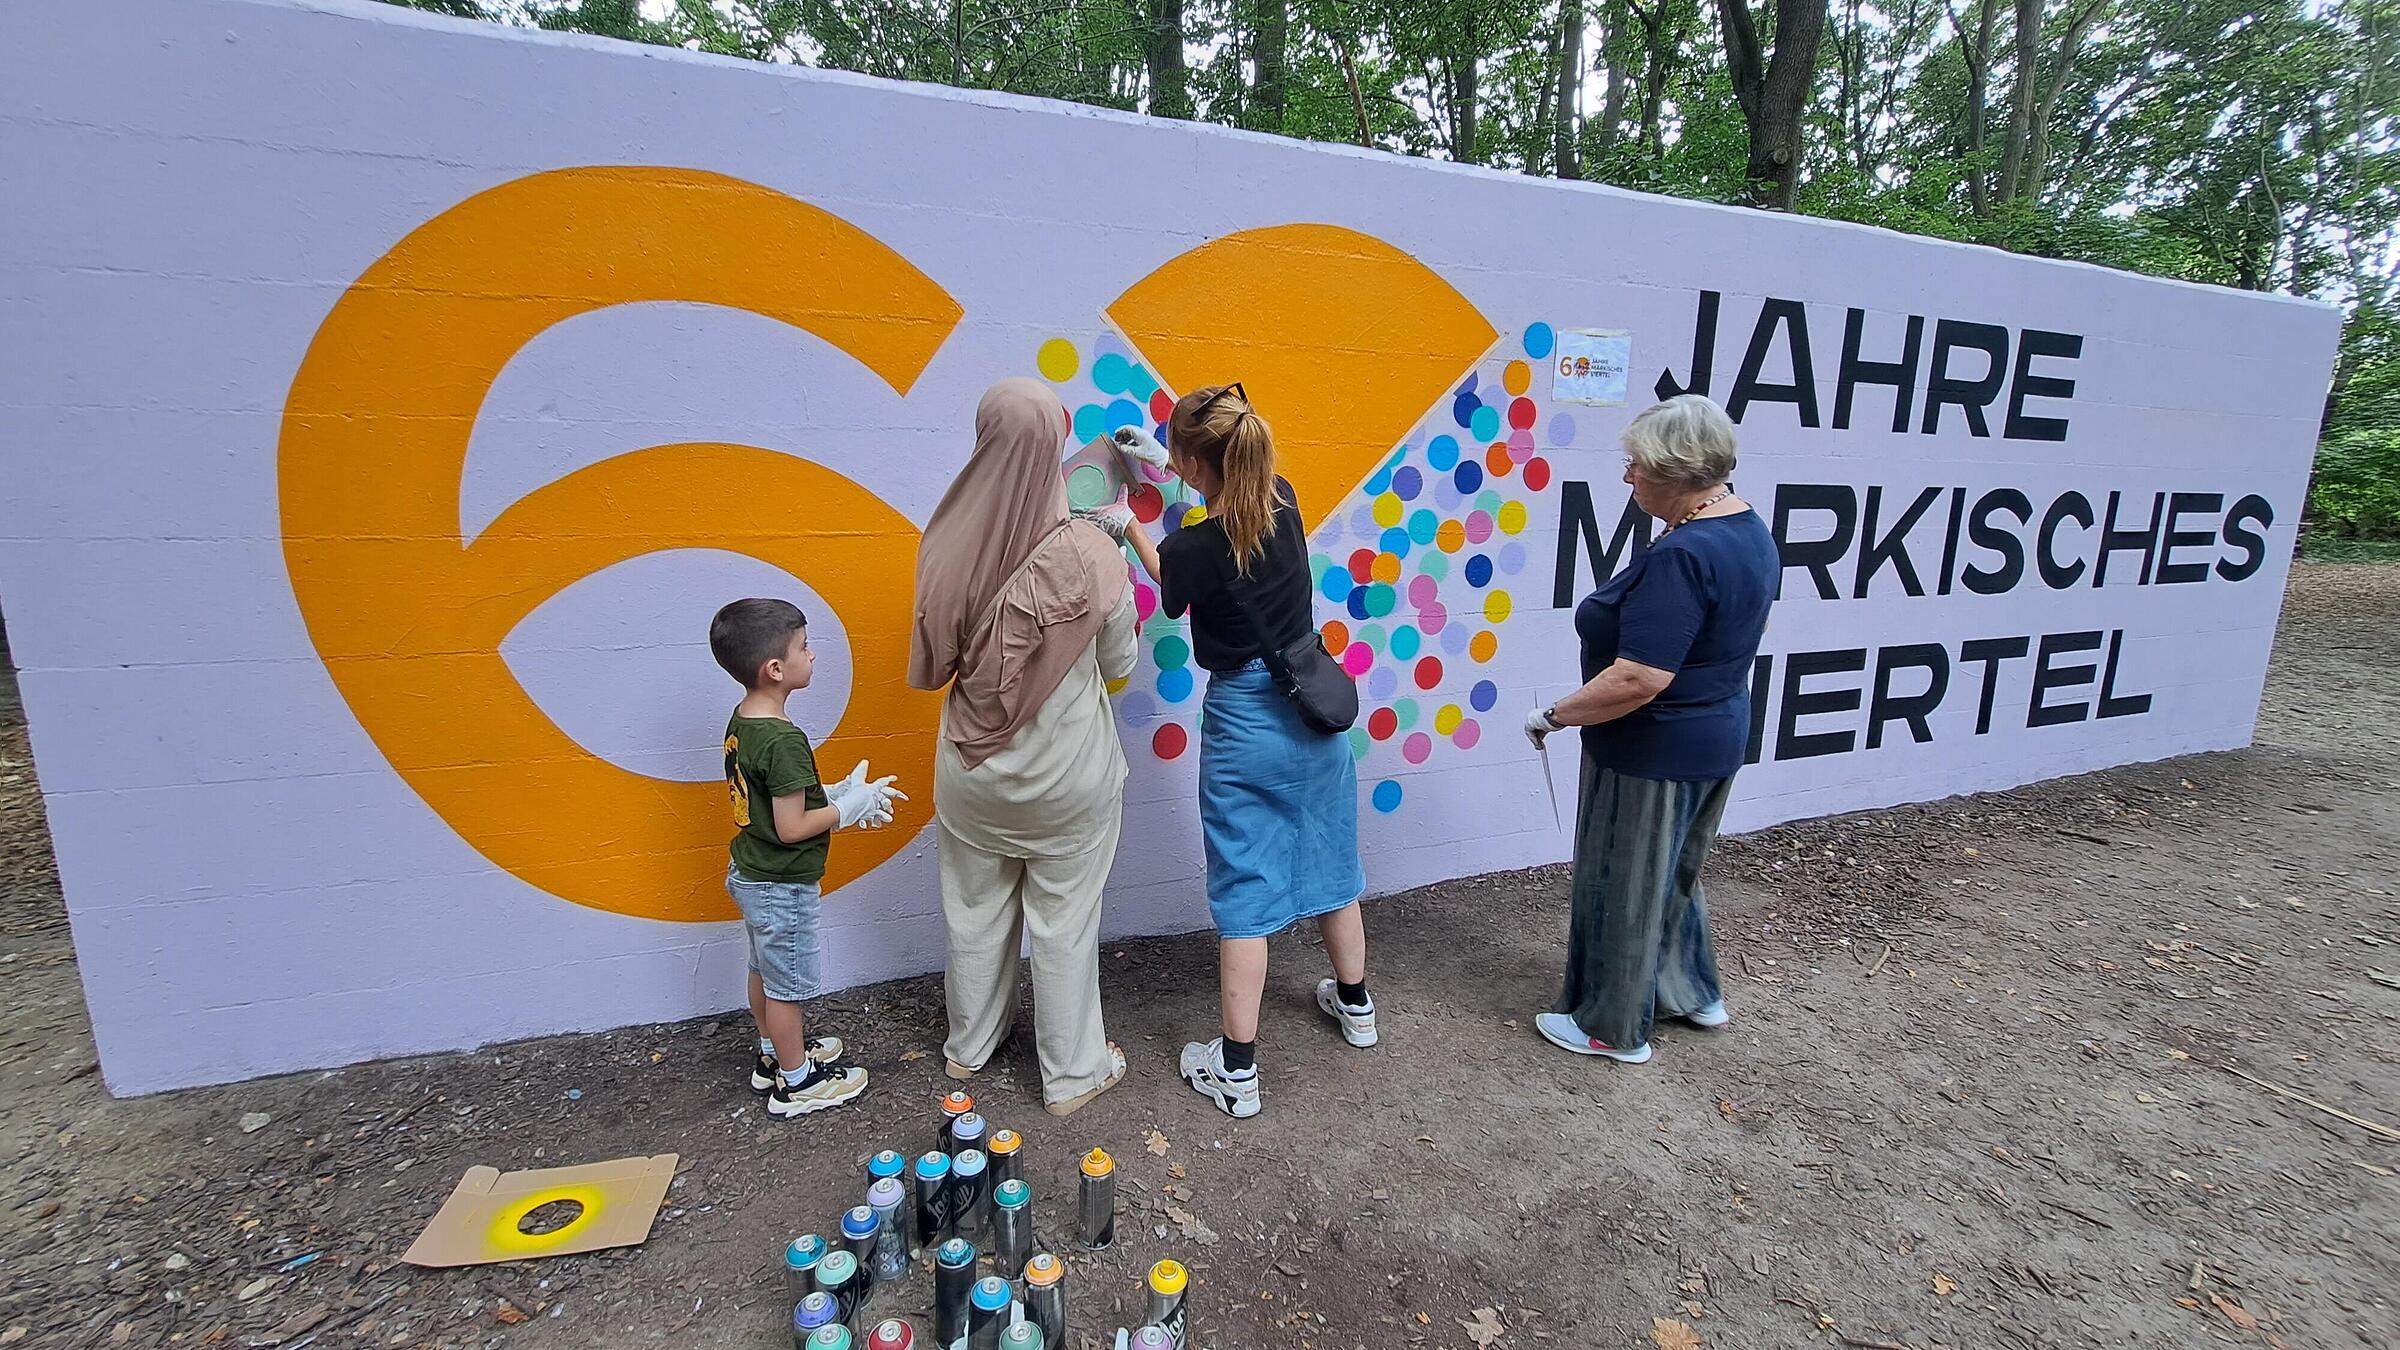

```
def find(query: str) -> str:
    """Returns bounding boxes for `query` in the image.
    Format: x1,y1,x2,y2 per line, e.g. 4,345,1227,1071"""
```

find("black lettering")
2037,492,2095,589
2028,630,2104,727
1552,482,1654,607
1834,309,1923,433
1866,643,1951,750
2003,329,2081,441
1656,289,1719,401
1921,320,2010,437
1775,648,1868,760
1774,484,1858,601
1852,485,1944,598
1959,636,2031,735
1963,489,2031,595
1726,298,1821,426
1746,654,1773,767
2093,490,2165,587
1937,487,1967,596
2217,494,2273,581
2155,492,2222,585
2098,629,2153,718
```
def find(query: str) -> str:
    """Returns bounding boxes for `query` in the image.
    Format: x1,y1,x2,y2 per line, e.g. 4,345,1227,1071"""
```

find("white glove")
826,762,906,830
1074,503,1134,543
1523,704,1564,748
1112,425,1170,475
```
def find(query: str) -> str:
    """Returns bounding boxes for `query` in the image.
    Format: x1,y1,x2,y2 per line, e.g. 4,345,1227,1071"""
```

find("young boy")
709,598,901,1118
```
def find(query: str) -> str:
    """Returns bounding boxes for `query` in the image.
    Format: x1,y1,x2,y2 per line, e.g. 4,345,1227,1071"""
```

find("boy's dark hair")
709,598,808,688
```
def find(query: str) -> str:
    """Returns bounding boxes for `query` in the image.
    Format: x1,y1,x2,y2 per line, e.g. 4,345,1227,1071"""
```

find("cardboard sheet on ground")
404,1153,677,1267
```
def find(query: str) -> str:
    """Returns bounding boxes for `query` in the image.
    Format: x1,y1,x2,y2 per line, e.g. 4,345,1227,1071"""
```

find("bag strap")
963,521,1077,656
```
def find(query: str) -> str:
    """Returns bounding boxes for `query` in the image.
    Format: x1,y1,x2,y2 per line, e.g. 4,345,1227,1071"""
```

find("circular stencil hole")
1066,463,1114,510
518,1198,585,1236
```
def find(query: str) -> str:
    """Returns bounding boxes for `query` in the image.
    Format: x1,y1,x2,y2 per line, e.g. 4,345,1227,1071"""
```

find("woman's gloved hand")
1112,426,1170,476
1523,705,1564,748
1073,503,1135,543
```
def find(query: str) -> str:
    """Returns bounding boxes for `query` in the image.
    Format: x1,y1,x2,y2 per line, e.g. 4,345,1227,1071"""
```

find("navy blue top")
1574,510,1779,781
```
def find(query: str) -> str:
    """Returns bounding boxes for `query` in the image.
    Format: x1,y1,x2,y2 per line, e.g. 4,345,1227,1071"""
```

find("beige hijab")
909,378,1131,769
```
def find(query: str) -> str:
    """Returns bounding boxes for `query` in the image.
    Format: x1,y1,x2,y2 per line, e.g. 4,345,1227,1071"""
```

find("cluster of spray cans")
777,1088,1193,1350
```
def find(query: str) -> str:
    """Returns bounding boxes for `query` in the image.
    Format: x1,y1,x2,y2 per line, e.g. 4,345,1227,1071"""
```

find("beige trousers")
937,815,1120,1106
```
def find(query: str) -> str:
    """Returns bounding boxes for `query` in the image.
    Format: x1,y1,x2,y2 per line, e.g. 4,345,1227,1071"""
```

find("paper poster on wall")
1552,329,1633,405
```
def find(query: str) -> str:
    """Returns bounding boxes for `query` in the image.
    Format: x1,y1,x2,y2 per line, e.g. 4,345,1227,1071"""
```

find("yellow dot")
1105,675,1130,696
1503,360,1531,396
1470,631,1499,662
1434,704,1463,735
1037,338,1079,382
1182,505,1208,528
1371,552,1402,585
1484,591,1513,624
1372,493,1403,528
1496,500,1528,535
1436,519,1466,553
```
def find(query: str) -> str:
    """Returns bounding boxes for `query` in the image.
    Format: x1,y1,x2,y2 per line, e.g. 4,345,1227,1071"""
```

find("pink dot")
1465,512,1494,545
1401,732,1432,765
1507,429,1536,463
1418,601,1448,634
1342,642,1375,676
1134,583,1157,624
1452,718,1481,750
1407,574,1438,606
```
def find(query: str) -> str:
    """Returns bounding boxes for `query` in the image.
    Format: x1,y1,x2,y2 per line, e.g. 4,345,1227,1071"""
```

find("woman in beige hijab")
909,378,1138,1116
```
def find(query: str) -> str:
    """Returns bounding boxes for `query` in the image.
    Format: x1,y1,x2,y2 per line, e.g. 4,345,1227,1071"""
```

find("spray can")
996,1323,1042,1350
933,1237,977,1349
1128,1327,1174,1350
865,1320,916,1350
1144,1261,1188,1349
816,1249,864,1331
936,1090,975,1156
949,1110,989,1158
840,1205,882,1261
986,1128,1023,1192
989,1179,1032,1275
792,1291,840,1348
967,1275,1014,1350
866,1177,910,1288
950,1148,990,1245
913,1152,954,1254
1075,1148,1116,1250
785,1235,830,1305
868,1149,910,1188
805,1328,855,1350
1021,1253,1067,1349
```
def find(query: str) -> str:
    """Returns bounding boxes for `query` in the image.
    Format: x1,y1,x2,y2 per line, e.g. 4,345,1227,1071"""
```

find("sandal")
1042,1043,1127,1118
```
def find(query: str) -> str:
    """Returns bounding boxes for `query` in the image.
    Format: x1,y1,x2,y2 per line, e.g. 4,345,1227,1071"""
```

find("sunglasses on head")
1193,381,1247,416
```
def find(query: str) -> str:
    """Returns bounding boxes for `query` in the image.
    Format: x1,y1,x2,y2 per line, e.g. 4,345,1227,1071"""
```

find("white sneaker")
767,1063,869,1117
1683,1001,1730,1028
1179,1038,1261,1118
1315,979,1379,1048
1533,1012,1652,1063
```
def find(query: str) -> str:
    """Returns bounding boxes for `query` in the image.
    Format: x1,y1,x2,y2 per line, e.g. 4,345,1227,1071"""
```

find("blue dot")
1092,353,1132,396
1104,399,1144,433
1320,566,1354,603
1156,666,1195,703
1390,626,1421,659
1455,372,1480,395
1470,679,1498,712
1366,465,1394,495
1454,460,1484,494
1378,526,1413,559
1407,510,1439,546
1392,466,1423,501
1073,403,1106,443
1470,405,1501,442
1452,393,1481,429
1524,322,1555,359
1346,588,1372,621
1465,554,1494,587
1427,436,1460,471
1371,780,1404,813
1127,364,1158,399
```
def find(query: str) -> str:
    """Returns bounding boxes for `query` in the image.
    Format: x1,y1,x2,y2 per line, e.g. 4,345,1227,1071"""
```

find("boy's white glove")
1112,426,1169,475
826,761,906,830
1074,503,1135,543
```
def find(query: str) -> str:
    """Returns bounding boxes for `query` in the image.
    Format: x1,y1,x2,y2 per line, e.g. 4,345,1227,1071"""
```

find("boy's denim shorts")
726,866,824,1002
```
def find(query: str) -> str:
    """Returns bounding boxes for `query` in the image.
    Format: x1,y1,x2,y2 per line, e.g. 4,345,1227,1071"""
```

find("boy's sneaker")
749,1037,848,1093
1683,1001,1730,1029
1179,1038,1260,1119
1533,1012,1652,1063
1314,979,1379,1048
768,1062,869,1118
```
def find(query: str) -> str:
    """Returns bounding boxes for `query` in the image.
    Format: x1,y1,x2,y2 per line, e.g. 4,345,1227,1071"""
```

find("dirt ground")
3,566,2395,1350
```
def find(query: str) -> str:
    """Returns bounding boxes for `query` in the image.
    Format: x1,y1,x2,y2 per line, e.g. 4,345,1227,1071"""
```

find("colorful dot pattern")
1033,325,1572,816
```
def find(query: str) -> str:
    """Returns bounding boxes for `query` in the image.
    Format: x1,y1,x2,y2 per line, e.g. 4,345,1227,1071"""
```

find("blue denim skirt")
1197,662,1366,939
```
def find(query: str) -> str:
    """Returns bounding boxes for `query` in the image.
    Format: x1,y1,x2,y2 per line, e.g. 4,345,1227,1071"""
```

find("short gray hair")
1621,394,1738,487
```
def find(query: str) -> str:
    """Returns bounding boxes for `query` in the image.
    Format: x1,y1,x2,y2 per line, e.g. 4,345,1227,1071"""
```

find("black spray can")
815,1250,864,1331
986,1128,1023,1193
865,1177,910,1288
1144,1260,1188,1350
989,1179,1032,1275
996,1322,1042,1350
912,1152,953,1255
839,1205,880,1263
950,1148,990,1246
1021,1253,1066,1349
967,1275,1013,1350
935,1090,974,1157
1075,1148,1116,1251
933,1237,976,1349
948,1110,988,1158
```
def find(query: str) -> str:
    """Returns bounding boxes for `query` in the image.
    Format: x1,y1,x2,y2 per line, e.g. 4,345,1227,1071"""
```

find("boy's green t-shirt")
723,715,829,884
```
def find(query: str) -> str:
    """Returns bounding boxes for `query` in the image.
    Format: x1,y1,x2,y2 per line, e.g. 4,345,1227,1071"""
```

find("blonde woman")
1112,385,1374,1119
1522,395,1778,1064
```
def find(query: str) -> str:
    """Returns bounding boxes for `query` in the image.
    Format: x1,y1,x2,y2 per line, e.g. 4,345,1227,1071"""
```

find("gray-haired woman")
1523,394,1779,1063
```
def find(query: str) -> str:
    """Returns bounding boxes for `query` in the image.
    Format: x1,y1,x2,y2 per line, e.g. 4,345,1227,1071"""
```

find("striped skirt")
1555,756,1732,1050
1196,662,1366,940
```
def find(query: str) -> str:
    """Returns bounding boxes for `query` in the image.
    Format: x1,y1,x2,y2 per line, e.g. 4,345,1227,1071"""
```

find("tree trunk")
1450,57,1481,162
1138,0,1191,119
1252,0,1288,132
1638,3,1669,153
1595,0,1628,158
1717,0,1830,208
1556,0,1586,178
1961,0,1996,215
1999,0,2038,202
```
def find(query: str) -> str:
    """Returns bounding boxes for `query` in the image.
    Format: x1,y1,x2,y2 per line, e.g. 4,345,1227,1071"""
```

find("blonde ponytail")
1170,385,1282,575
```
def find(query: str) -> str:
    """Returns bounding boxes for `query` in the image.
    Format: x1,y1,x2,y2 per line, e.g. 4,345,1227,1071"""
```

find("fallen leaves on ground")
1145,1129,1170,1156
1652,1316,1704,1350
494,1300,530,1325
898,1049,929,1063
1932,1273,1958,1296
1460,1305,1505,1347
2208,1293,2260,1331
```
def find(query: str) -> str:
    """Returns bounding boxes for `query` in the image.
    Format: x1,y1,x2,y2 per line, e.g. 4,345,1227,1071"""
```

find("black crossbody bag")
1225,571,1359,735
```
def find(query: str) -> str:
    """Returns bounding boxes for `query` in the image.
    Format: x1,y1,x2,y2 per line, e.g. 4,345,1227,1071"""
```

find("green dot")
1153,635,1190,670
1476,489,1504,514
1355,623,1387,654
1364,583,1397,619
1347,728,1370,760
1418,552,1451,582
1066,464,1114,510
1392,698,1419,731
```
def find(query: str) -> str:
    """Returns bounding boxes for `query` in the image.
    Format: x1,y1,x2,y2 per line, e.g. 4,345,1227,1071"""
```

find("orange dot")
1323,619,1350,655
1371,552,1402,585
1485,443,1513,477
1470,631,1499,663
1503,360,1531,396
1436,519,1466,553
